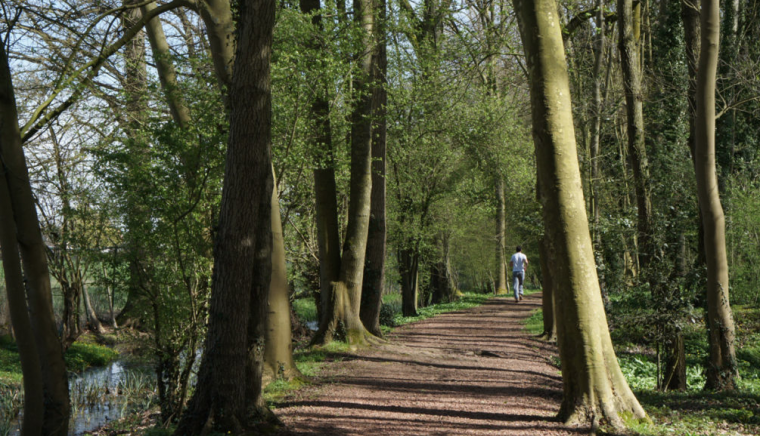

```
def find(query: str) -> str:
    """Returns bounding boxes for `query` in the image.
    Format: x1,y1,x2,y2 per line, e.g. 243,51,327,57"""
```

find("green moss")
64,342,119,372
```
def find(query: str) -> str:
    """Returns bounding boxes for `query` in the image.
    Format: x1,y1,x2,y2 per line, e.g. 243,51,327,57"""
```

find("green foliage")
523,309,544,336
64,342,119,372
727,181,760,305
292,297,318,323
0,338,22,386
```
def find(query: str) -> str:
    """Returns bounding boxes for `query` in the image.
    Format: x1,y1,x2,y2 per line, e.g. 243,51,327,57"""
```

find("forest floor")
272,294,586,436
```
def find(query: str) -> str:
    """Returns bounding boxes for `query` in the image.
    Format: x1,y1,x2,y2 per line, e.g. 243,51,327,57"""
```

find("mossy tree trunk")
513,0,647,427
618,0,653,272
695,0,738,391
311,0,380,347
174,0,276,432
264,171,302,380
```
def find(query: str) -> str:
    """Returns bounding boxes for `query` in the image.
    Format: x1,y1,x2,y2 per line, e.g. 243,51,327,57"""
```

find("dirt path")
274,294,586,435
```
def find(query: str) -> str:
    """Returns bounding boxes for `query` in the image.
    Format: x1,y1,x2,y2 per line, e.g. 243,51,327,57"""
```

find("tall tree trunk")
538,235,556,341
142,1,193,128
299,0,343,340
715,0,740,185
117,0,150,328
495,178,508,294
197,0,236,101
513,0,647,427
590,0,605,248
361,2,388,336
399,247,419,317
312,0,378,347
619,0,653,272
695,0,738,391
82,283,105,334
431,233,457,304
264,171,302,380
61,281,82,348
174,0,276,431
0,138,45,436
0,36,70,436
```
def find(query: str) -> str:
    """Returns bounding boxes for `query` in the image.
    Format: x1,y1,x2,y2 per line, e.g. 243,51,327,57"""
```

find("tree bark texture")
695,0,738,391
513,0,647,426
312,0,378,346
174,0,276,431
0,36,71,436
198,0,236,100
117,0,150,328
299,0,343,341
360,0,388,337
590,0,605,247
0,126,45,436
538,235,556,341
618,0,653,272
495,178,508,294
142,1,192,128
399,247,419,317
430,234,457,305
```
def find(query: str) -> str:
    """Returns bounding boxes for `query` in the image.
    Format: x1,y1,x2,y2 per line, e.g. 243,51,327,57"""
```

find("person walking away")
509,246,529,302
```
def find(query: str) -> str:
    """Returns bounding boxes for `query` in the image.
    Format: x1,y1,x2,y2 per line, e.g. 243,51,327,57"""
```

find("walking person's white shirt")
509,250,528,302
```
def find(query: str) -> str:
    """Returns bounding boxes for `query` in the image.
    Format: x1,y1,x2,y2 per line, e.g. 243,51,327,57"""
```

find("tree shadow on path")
274,294,587,435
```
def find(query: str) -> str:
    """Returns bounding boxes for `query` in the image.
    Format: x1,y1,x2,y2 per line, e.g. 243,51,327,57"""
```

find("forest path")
274,294,586,435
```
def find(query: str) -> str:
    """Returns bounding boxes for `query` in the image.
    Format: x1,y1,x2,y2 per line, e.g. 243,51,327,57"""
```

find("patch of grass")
0,337,22,386
292,297,318,323
628,389,760,435
523,309,544,335
393,292,493,326
264,342,352,405
64,342,119,372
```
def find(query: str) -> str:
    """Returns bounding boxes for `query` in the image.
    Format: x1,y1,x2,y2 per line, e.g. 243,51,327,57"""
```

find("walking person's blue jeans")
512,271,524,300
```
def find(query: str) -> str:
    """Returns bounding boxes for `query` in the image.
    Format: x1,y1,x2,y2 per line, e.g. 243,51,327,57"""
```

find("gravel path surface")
274,294,587,435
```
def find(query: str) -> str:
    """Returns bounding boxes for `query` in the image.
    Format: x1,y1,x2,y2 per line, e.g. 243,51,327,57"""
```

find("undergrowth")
523,304,760,436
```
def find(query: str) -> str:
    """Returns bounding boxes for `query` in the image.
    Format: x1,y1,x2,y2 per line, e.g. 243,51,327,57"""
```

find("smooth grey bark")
311,0,379,347
513,0,646,426
264,171,301,380
142,1,193,128
360,0,388,337
695,0,738,391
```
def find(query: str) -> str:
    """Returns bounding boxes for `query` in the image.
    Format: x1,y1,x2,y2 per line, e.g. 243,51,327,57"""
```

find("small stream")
8,360,155,436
